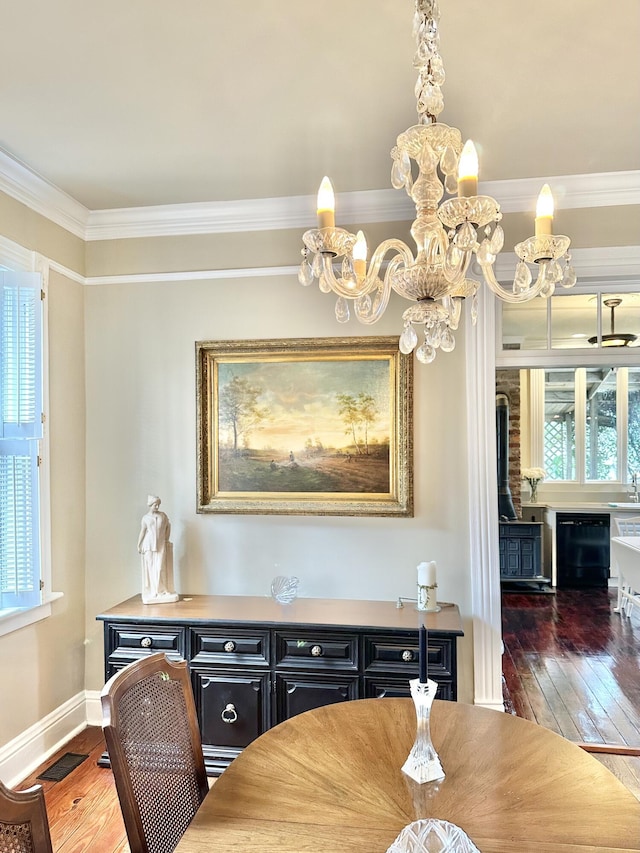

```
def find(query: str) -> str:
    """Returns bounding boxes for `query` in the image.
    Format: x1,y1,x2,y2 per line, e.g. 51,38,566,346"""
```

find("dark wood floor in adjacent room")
502,585,640,798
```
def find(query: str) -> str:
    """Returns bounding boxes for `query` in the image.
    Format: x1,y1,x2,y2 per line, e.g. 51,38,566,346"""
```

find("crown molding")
0,146,637,242
85,170,640,242
0,149,90,239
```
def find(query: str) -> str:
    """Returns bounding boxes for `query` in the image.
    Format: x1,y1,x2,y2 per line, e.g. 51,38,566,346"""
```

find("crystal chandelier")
298,0,577,364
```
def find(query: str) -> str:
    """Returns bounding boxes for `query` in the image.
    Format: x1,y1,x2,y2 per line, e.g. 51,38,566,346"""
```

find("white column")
465,287,504,711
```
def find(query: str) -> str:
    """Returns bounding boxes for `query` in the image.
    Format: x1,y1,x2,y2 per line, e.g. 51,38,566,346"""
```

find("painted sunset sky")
216,358,391,451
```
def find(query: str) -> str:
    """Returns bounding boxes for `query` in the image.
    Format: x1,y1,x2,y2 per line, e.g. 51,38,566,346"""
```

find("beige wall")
0,211,475,755
0,268,86,745
83,273,474,700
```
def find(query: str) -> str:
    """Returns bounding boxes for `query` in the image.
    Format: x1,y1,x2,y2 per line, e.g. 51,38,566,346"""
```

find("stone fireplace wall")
496,369,521,519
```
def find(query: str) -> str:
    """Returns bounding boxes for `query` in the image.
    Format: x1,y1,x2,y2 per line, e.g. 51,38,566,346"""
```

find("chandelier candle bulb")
316,176,335,229
457,140,479,198
353,230,367,278
419,624,428,683
534,184,554,236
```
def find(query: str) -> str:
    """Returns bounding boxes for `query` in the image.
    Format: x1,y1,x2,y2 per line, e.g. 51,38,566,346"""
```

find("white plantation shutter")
0,271,42,610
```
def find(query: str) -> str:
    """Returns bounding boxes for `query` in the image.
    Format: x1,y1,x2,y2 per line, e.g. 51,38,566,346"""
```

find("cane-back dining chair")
613,515,640,617
101,653,209,853
0,780,53,853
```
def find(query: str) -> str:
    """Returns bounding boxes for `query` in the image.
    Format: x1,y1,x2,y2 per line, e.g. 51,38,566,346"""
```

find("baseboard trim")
0,692,91,787
85,690,103,728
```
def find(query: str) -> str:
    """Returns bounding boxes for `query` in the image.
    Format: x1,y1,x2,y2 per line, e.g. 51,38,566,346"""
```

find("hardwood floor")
10,587,640,850
15,727,129,853
502,585,640,799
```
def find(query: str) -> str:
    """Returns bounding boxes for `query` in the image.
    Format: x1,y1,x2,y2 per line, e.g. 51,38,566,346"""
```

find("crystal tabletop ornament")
402,677,444,784
270,575,300,604
386,818,481,853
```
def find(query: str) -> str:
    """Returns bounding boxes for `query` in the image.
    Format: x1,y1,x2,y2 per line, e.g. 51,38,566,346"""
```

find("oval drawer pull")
310,644,323,657
402,649,414,662
140,637,152,648
221,703,238,724
223,640,236,653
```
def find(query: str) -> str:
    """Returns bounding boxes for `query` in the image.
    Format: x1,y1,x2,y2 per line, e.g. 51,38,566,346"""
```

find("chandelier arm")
353,255,409,325
478,258,550,304
318,255,377,299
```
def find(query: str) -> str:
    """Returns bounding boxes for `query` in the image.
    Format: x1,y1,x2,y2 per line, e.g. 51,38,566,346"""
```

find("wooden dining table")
175,698,640,853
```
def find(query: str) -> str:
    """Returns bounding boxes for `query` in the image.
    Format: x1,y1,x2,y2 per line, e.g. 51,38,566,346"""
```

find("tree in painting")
337,392,378,455
218,376,267,453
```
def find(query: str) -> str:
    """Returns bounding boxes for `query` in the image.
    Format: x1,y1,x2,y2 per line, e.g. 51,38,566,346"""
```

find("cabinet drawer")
364,633,453,679
275,631,358,670
499,523,541,539
105,622,185,665
364,675,453,701
190,627,270,668
275,672,359,720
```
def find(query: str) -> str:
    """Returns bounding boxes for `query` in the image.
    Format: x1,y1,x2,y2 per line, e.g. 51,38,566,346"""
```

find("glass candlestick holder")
402,677,445,784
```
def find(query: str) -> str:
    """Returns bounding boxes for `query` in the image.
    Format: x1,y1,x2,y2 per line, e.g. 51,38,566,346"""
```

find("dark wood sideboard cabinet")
97,595,463,775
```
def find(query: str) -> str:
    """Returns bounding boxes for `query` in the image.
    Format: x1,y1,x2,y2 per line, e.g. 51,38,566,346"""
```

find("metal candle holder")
402,677,445,784
417,582,441,612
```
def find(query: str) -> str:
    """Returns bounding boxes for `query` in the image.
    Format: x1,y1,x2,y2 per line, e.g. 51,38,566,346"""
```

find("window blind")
0,272,42,610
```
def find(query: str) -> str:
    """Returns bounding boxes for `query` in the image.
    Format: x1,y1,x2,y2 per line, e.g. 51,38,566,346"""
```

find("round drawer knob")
311,644,323,657
223,640,236,653
402,649,413,662
140,637,152,648
221,703,238,724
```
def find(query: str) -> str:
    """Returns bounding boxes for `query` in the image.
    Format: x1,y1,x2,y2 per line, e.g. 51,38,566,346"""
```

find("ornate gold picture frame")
196,336,413,516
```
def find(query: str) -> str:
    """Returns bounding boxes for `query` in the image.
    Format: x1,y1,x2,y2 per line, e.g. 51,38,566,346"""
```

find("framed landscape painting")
196,337,413,516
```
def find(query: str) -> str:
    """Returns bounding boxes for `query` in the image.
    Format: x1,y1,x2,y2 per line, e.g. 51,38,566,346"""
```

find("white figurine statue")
138,495,179,604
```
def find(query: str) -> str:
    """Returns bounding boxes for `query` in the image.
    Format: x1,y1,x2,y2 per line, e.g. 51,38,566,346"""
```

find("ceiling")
0,0,638,215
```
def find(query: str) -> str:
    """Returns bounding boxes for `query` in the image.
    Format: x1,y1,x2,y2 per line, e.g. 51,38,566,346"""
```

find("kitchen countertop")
524,502,640,513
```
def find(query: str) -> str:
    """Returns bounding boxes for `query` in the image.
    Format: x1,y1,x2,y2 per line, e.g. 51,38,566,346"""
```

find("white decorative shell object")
386,819,481,853
270,575,300,605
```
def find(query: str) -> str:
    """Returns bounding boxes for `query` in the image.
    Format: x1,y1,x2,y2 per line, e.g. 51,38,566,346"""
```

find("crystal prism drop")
356,293,372,317
513,261,532,294
449,297,463,331
476,239,495,266
298,261,313,286
540,280,554,298
561,264,577,289
391,157,406,189
311,253,323,279
335,296,350,323
444,172,458,195
471,293,478,325
455,221,477,251
342,256,355,281
426,325,442,348
489,225,504,254
440,145,458,175
440,327,456,353
399,324,419,355
416,342,437,364
319,274,332,294
546,260,563,284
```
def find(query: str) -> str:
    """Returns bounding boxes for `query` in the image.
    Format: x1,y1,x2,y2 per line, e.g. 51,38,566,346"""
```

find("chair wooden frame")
0,780,53,853
101,653,209,853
